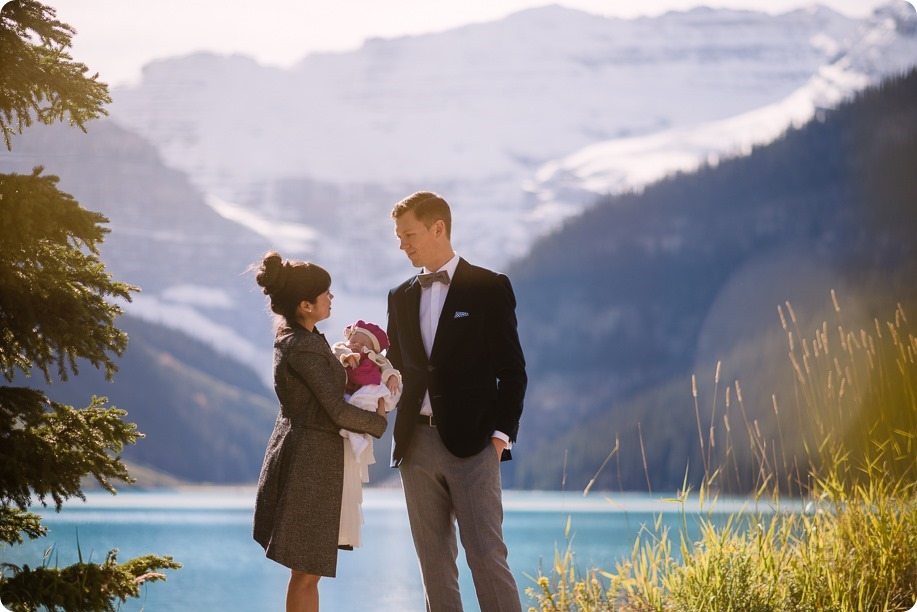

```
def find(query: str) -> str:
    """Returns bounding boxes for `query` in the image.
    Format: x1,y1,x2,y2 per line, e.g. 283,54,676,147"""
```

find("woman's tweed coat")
253,325,387,576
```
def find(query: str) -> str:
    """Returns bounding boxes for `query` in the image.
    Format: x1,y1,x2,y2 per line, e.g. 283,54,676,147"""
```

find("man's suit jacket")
386,258,527,467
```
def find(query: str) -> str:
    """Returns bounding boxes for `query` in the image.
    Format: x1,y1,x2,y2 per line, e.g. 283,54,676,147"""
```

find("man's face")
394,210,439,270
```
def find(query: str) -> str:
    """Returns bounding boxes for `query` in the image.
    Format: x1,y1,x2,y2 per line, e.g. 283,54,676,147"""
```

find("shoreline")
47,488,797,515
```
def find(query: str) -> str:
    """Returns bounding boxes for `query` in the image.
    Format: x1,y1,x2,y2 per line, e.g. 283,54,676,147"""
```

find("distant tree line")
508,66,917,492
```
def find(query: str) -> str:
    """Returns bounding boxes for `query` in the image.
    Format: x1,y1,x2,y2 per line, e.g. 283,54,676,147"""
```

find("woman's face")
301,289,333,327
311,289,333,322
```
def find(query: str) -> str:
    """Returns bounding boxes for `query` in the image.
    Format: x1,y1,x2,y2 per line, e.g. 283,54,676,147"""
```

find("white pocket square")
454,311,469,318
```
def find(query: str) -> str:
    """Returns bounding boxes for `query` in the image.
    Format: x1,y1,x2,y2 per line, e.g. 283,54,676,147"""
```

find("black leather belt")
416,413,437,427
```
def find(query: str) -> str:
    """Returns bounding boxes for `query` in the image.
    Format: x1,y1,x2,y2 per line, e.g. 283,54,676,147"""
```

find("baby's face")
347,331,375,353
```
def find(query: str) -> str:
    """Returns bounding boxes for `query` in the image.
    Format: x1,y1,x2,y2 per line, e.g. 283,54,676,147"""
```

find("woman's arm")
287,344,387,438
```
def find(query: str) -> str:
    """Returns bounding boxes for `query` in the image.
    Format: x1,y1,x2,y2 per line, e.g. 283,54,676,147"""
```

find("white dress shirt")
418,253,510,447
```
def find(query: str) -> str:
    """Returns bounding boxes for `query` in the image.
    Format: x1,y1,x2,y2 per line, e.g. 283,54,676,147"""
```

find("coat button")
427,365,435,372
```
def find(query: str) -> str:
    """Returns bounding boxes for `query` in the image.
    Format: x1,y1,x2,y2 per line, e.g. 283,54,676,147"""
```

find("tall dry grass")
527,294,917,611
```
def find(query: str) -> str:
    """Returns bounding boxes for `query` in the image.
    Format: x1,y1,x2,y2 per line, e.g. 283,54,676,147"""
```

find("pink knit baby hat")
344,320,389,352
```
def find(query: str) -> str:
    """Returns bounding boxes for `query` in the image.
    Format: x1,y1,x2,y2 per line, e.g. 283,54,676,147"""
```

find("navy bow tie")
418,270,451,288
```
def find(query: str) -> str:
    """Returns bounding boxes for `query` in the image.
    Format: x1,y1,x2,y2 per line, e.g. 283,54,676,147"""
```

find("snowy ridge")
529,2,917,220
110,3,863,198
95,3,917,376
112,5,859,187
205,194,318,255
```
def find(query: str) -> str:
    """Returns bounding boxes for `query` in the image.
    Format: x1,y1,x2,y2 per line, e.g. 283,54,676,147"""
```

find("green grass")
527,294,917,611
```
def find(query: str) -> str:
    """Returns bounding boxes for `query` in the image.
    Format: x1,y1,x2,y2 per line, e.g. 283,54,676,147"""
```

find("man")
386,191,527,611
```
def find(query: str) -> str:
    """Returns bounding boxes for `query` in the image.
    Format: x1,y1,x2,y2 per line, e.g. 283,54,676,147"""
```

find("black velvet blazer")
386,258,527,466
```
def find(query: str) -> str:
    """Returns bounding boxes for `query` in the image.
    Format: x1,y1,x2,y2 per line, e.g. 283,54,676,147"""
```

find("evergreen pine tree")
0,2,181,609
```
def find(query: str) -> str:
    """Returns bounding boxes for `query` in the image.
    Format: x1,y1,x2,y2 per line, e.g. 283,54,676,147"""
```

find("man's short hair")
391,191,452,239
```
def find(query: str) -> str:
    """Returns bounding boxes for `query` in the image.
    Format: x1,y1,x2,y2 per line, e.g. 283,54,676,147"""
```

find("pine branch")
0,169,138,384
0,388,140,511
0,1,110,151
0,505,45,546
0,549,182,612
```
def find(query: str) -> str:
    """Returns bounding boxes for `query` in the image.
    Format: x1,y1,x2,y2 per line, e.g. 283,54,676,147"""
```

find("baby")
333,320,401,400
331,320,401,548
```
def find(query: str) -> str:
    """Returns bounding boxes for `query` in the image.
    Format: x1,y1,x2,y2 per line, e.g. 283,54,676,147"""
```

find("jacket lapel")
403,277,427,363
429,258,468,363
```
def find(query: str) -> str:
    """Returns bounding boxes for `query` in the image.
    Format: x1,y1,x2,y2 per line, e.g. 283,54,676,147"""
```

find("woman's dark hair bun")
256,251,286,296
253,252,331,329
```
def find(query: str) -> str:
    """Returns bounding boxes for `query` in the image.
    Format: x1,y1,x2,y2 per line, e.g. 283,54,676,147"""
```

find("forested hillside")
10,69,915,491
508,67,917,492
24,316,277,484
25,69,917,491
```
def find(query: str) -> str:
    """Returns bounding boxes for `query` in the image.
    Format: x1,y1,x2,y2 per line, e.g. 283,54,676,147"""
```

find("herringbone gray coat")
253,325,387,576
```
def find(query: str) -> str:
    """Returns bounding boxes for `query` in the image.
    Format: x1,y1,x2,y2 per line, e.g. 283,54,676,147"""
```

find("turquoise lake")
2,489,756,611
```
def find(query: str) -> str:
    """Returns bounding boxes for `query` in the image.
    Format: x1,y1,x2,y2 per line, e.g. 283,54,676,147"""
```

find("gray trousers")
399,425,521,612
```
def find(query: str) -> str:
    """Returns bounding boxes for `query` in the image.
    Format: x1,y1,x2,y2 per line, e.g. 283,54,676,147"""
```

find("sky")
50,0,898,87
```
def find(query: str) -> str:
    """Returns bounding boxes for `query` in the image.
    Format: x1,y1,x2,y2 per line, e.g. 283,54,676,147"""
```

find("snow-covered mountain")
9,2,911,382
109,3,870,275
113,5,860,188
531,2,917,216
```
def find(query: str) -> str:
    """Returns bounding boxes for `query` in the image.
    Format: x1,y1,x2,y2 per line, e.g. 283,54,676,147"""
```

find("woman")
252,252,388,612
